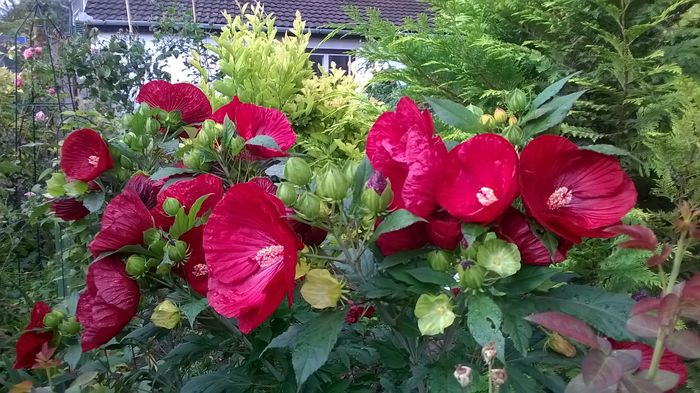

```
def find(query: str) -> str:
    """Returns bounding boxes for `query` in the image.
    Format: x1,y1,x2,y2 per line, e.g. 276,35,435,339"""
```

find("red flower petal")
609,340,688,390
50,198,89,221
136,80,212,124
494,208,572,265
77,257,140,352
204,183,302,333
60,129,113,182
437,134,519,224
14,302,53,369
376,221,428,256
209,97,242,124
289,220,328,247
235,103,296,158
367,97,447,219
606,224,658,251
88,191,154,256
176,226,208,295
151,174,224,230
427,211,463,250
124,174,163,209
249,176,277,195
520,135,637,244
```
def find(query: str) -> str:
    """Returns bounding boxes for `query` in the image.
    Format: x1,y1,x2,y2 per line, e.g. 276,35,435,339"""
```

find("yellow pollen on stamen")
476,187,498,206
88,155,100,167
254,245,285,268
548,186,573,210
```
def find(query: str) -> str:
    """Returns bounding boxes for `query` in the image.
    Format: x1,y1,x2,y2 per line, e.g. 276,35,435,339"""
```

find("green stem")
647,231,688,379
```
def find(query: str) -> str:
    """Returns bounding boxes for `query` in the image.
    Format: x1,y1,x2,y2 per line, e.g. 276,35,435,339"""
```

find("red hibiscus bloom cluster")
367,97,637,264
136,80,212,125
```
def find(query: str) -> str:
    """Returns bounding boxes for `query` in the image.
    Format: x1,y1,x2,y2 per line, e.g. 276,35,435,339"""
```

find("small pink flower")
22,48,33,60
16,75,23,88
47,87,56,96
23,191,36,197
34,111,47,122
32,47,42,57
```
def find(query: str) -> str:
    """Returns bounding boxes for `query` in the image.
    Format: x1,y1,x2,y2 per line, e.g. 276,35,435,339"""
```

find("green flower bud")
46,172,67,197
151,299,181,329
145,118,161,134
166,111,182,126
126,254,147,277
182,150,207,170
59,317,80,336
276,183,298,206
149,239,166,256
343,161,359,183
162,197,181,217
316,165,350,201
167,240,188,263
109,146,121,161
43,310,65,329
296,192,321,219
508,115,518,125
361,188,382,214
457,260,486,289
480,114,496,130
284,157,312,186
156,262,171,276
503,124,523,146
506,89,528,112
120,155,133,169
143,228,161,246
229,136,245,156
146,257,160,269
123,132,138,148
493,108,507,123
428,250,453,272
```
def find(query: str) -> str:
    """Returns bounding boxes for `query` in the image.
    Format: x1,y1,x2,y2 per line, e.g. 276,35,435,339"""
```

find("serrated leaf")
467,294,505,361
371,209,426,242
150,167,194,181
180,298,209,328
582,349,624,389
246,135,280,150
262,324,303,355
82,192,105,213
427,97,481,131
525,311,599,348
501,306,533,356
292,309,346,388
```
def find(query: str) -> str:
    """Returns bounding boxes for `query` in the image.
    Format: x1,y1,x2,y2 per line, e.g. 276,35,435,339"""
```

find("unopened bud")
547,332,577,358
316,165,350,201
166,110,182,126
149,239,165,256
59,317,80,336
167,240,188,263
43,310,64,329
490,368,507,387
506,89,528,112
493,108,507,123
458,260,486,289
284,157,312,186
156,262,171,276
480,114,496,130
143,228,161,246
162,197,181,217
508,115,518,126
453,365,473,388
343,161,359,183
503,124,523,146
482,342,497,364
296,192,321,219
151,299,180,329
229,136,245,156
276,183,298,206
428,250,453,272
126,254,147,277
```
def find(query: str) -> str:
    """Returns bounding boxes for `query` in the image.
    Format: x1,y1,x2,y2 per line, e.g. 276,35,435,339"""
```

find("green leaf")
180,298,209,328
94,244,154,262
82,192,105,213
246,135,280,150
187,193,212,226
461,223,488,246
427,364,464,393
530,72,580,109
170,207,190,238
582,144,641,163
467,294,505,361
427,97,481,131
181,371,251,393
501,306,533,356
495,266,558,295
371,209,426,242
350,157,373,211
63,344,82,370
150,167,194,181
262,324,303,355
292,309,346,388
532,285,634,340
522,91,586,137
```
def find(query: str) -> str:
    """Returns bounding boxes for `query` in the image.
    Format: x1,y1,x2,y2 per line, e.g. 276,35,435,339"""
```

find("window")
308,49,353,75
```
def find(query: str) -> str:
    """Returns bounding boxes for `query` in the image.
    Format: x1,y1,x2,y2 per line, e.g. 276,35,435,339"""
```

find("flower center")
476,187,498,206
254,245,285,268
548,186,572,210
192,263,209,277
88,155,100,167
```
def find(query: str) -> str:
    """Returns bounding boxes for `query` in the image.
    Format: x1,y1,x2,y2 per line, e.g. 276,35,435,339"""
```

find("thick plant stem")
647,231,688,379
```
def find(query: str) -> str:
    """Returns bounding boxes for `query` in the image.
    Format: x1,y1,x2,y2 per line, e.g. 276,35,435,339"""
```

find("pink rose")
22,48,33,60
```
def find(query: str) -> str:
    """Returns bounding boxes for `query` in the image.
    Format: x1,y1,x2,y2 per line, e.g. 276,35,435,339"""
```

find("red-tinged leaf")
620,374,663,393
630,298,660,316
611,349,642,372
581,349,624,389
525,311,599,348
597,337,613,353
607,225,657,251
646,244,672,267
565,374,618,393
665,330,700,359
658,294,679,327
626,314,660,338
643,370,681,391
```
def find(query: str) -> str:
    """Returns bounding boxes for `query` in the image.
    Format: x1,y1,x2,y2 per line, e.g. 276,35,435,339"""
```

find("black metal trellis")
12,1,76,297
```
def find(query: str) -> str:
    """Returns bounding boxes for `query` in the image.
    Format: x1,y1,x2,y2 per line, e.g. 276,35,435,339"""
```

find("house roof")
83,0,429,30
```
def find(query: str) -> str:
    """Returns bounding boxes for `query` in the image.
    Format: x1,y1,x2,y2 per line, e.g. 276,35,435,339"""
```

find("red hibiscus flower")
345,301,375,324
234,103,296,158
136,80,212,125
289,220,328,247
249,176,277,195
494,208,572,265
209,97,242,124
14,302,53,369
151,174,224,230
204,182,303,333
124,174,163,209
89,191,154,256
367,97,447,219
437,133,519,224
428,211,463,250
50,198,89,221
77,257,140,352
609,340,688,391
60,129,113,182
376,221,429,256
176,226,208,295
519,135,637,244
